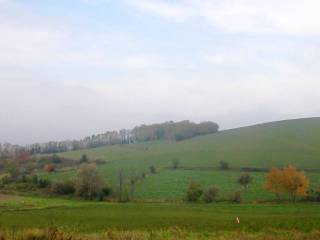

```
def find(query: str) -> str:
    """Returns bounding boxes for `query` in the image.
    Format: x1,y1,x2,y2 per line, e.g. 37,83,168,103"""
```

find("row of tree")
0,121,219,155
186,166,314,203
132,121,219,142
186,173,252,202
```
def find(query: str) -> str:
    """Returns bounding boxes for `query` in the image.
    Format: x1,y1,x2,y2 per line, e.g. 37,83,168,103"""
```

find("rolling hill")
49,117,320,201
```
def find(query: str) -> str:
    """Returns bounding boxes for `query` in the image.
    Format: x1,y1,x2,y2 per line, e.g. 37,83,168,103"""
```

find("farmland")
40,118,320,201
0,195,319,234
1,118,320,239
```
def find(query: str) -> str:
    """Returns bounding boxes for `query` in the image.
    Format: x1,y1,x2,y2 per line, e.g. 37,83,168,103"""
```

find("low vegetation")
203,186,219,203
0,228,319,240
186,182,203,202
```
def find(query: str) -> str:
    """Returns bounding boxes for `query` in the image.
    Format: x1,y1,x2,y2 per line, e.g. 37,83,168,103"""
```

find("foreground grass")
0,228,320,240
0,195,319,233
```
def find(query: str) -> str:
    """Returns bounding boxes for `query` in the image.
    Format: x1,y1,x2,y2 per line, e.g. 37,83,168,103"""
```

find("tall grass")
0,228,319,240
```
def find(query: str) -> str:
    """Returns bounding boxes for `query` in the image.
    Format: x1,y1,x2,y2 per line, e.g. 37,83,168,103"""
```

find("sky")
1,0,320,144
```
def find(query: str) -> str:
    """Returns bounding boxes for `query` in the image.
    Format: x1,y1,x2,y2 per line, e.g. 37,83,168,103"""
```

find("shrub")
79,154,88,164
31,175,39,185
1,174,12,185
186,182,203,202
21,175,27,183
101,185,112,197
172,159,179,169
141,172,146,179
37,178,51,188
238,173,252,189
230,191,242,203
150,165,157,174
51,179,75,195
203,186,219,203
219,161,229,170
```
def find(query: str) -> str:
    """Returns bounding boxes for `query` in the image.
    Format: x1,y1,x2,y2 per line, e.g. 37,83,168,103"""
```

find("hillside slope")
59,117,320,170
52,118,320,200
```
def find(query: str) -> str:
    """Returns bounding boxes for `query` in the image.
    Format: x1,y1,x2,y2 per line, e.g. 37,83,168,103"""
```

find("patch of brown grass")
0,228,319,240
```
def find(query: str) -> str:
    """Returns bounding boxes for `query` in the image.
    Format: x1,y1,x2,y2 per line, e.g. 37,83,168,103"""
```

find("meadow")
0,195,319,234
2,118,320,239
41,118,320,201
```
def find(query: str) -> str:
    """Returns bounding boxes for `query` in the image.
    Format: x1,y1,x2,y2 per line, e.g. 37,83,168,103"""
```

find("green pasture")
0,195,319,233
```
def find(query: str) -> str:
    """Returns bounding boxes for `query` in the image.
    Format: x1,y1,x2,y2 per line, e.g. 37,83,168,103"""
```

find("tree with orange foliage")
45,164,55,173
264,165,309,201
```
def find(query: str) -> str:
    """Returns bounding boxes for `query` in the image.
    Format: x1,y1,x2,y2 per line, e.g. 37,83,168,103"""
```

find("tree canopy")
264,165,309,200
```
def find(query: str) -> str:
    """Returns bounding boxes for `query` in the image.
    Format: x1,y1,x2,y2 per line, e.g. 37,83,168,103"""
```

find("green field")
0,195,319,233
58,118,320,169
43,118,320,201
2,118,320,239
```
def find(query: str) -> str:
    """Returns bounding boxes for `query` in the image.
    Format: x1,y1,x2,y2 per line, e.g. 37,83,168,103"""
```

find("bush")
230,191,242,203
101,185,112,197
219,161,229,170
31,175,39,185
51,179,75,195
1,174,12,185
238,173,252,189
37,178,51,188
79,154,88,164
203,186,219,203
186,182,203,202
150,165,157,174
307,187,320,202
172,159,179,169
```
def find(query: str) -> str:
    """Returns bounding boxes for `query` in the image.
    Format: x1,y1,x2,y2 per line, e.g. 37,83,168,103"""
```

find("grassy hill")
47,118,320,201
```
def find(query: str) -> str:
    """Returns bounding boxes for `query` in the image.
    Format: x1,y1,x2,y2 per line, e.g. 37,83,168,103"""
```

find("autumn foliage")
45,164,55,173
264,165,309,200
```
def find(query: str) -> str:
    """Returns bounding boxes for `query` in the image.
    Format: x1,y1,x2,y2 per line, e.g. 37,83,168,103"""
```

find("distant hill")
59,117,320,170
0,120,219,154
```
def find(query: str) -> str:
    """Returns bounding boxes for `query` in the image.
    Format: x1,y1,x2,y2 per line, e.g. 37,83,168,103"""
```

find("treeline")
0,120,219,155
132,121,219,142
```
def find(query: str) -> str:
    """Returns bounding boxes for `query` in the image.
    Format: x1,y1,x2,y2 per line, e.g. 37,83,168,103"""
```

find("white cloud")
129,0,320,35
128,0,196,21
1,0,320,144
0,20,162,70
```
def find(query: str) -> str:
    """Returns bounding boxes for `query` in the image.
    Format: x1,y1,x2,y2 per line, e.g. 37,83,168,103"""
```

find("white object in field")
236,217,240,224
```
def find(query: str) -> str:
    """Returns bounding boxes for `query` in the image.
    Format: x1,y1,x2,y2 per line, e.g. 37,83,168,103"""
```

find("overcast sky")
1,0,320,144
